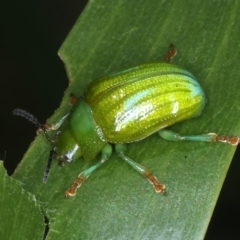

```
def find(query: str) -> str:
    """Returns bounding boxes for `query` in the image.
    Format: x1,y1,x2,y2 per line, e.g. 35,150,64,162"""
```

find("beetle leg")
42,94,79,131
158,130,240,146
43,113,69,131
115,144,166,194
65,144,112,197
165,44,177,62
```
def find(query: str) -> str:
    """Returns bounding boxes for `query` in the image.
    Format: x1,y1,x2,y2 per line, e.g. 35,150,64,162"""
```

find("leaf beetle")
13,44,240,197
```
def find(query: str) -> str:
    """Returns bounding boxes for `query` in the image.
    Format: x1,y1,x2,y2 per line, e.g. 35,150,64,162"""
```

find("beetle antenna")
13,108,50,141
43,149,54,183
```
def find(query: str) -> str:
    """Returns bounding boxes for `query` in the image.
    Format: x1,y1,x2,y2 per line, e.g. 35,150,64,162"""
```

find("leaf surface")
0,162,44,239
13,1,240,239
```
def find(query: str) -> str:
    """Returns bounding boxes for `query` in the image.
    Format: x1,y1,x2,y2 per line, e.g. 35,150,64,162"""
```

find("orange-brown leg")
165,44,177,62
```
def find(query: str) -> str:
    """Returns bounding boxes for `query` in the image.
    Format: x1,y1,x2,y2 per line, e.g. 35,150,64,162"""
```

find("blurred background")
1,1,240,239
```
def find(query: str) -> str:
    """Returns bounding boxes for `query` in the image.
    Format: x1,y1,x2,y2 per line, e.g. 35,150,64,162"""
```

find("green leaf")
12,1,240,239
0,162,44,239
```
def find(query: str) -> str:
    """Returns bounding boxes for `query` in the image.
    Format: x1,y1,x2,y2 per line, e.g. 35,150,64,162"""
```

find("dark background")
1,1,239,239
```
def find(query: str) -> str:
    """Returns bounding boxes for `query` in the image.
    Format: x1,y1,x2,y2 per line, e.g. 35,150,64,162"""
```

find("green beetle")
13,45,239,197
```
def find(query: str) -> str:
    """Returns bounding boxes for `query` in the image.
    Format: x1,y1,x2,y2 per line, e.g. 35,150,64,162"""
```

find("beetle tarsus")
215,135,240,146
165,44,177,62
65,175,86,197
146,171,166,194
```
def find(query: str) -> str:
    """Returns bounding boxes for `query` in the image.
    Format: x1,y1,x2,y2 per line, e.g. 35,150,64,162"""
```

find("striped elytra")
85,62,206,143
